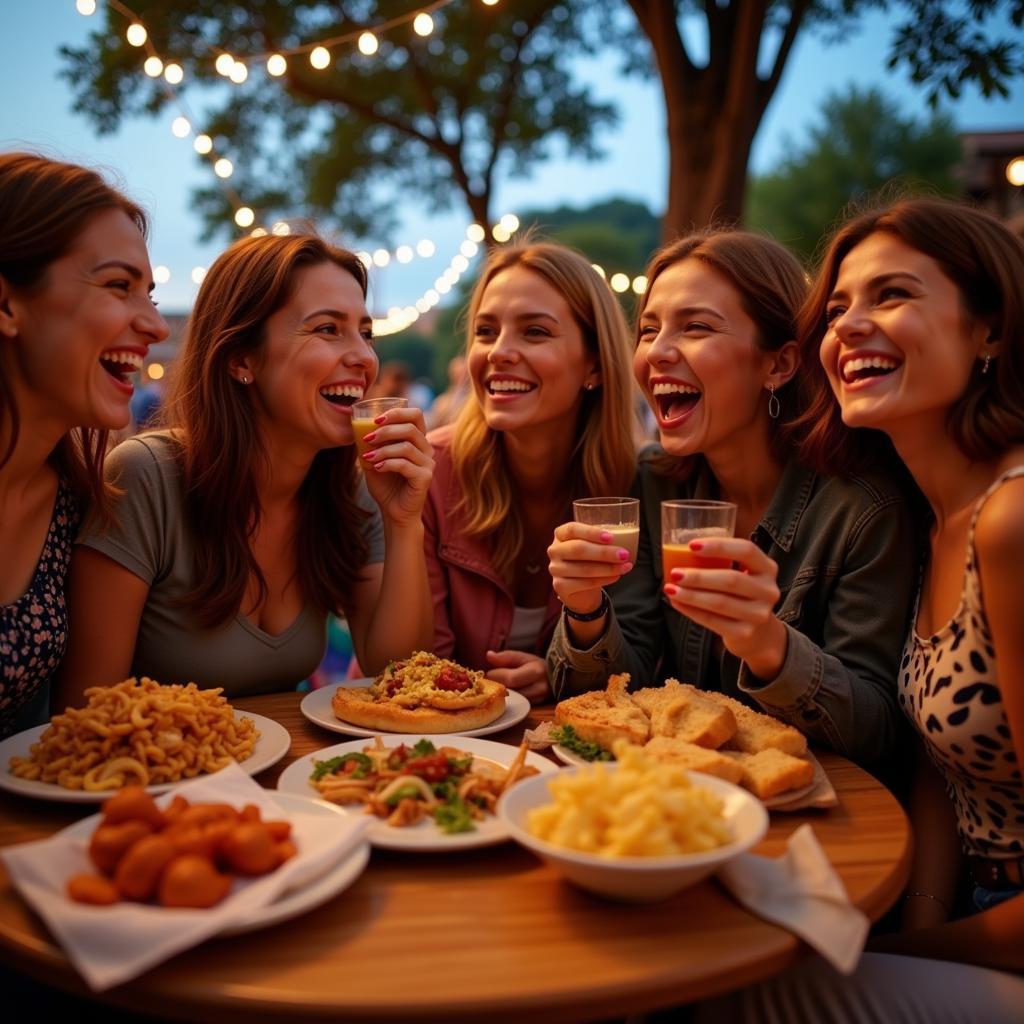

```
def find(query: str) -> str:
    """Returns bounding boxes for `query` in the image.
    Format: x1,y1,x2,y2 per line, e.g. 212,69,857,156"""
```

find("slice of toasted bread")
700,691,808,756
554,689,650,750
632,680,737,748
643,736,744,784
721,748,815,799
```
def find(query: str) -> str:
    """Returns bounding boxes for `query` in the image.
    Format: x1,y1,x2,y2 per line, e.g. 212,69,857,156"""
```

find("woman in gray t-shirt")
59,234,435,699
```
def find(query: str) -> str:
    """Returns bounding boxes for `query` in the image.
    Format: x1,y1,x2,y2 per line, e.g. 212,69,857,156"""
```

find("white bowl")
497,766,769,902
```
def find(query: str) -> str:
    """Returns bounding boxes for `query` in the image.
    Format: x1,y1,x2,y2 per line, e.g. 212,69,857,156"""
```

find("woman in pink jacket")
423,240,637,702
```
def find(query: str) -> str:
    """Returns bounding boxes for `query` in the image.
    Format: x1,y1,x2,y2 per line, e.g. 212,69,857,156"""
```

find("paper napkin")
717,823,869,973
1,762,371,991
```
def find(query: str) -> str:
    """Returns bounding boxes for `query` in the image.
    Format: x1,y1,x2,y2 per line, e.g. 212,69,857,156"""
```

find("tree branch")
759,0,811,115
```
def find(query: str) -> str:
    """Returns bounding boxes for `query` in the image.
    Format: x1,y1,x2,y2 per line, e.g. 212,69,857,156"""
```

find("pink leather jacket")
423,427,562,670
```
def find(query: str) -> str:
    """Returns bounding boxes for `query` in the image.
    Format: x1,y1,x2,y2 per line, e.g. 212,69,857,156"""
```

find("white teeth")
488,380,534,392
842,356,901,383
652,381,700,396
99,350,143,370
319,384,364,398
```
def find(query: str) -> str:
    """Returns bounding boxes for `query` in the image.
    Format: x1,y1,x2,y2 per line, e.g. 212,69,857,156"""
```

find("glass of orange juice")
351,397,408,458
661,500,737,580
573,497,641,564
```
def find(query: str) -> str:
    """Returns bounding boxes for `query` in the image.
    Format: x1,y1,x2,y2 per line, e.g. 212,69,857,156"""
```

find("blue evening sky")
1,1,1022,314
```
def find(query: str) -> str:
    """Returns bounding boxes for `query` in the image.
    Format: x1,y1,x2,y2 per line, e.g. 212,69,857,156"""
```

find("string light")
1007,157,1024,187
466,223,486,242
460,240,478,258
591,264,606,278
147,362,165,380
631,275,648,295
191,266,207,284
213,157,234,178
492,223,511,243
267,54,287,76
229,62,248,84
215,54,235,76
193,134,213,154
75,0,97,14
271,221,291,236
143,56,163,77
126,23,147,47
413,13,434,36
171,116,191,138
358,32,379,56
482,0,500,5
416,239,436,258
234,206,255,227
310,46,331,69
153,265,171,284
372,248,391,267
395,245,414,263
164,63,184,85
250,227,268,237
610,273,630,294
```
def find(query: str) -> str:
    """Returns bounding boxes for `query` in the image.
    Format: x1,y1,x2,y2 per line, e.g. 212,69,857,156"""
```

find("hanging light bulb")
126,23,147,47
372,249,391,267
191,266,207,284
466,223,486,242
229,62,248,83
358,32,379,56
631,275,649,295
153,265,171,284
193,134,213,154
267,54,287,76
610,273,630,294
234,207,255,227
413,13,434,36
171,116,191,138
460,240,479,258
310,46,331,69
214,158,234,178
395,245,414,264
416,239,435,258
271,221,291,236
143,56,163,77
75,0,97,15
215,53,236,76
164,63,184,85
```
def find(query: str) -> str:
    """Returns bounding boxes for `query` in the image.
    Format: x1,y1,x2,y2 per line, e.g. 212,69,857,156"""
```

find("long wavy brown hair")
637,229,812,479
798,197,1024,471
0,152,147,517
450,240,638,579
158,234,372,628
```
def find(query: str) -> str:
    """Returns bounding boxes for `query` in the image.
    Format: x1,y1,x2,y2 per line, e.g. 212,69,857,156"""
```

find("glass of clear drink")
660,500,737,580
351,397,408,458
573,497,641,565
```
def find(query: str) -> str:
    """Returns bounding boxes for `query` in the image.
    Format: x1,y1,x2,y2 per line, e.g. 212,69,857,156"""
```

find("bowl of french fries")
497,741,768,902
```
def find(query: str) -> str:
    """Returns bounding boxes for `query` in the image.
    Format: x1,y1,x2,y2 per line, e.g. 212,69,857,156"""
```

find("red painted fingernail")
363,431,376,443
664,584,678,597
600,531,613,543
689,541,703,551
374,462,387,471
374,414,387,424
673,570,686,583
621,562,634,572
362,451,376,461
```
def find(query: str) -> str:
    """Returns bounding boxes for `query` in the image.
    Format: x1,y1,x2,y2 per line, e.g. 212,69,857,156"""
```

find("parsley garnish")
550,725,614,762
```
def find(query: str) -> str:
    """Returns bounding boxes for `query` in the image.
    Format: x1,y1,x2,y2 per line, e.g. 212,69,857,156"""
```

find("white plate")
552,743,822,810
57,792,369,934
276,734,558,851
0,713,291,805
300,679,531,738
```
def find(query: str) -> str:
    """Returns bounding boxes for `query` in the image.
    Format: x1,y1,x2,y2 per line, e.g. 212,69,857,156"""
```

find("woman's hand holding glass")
663,537,788,679
355,402,435,528
547,527,634,616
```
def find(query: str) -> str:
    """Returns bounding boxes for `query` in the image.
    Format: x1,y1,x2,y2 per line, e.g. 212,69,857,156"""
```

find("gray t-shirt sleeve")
77,436,173,585
354,475,385,565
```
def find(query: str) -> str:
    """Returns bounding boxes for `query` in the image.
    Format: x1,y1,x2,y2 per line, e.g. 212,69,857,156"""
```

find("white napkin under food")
1,762,371,992
716,823,869,974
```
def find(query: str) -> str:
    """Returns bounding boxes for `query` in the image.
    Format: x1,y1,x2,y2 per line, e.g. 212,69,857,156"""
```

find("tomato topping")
434,667,471,692
404,753,450,782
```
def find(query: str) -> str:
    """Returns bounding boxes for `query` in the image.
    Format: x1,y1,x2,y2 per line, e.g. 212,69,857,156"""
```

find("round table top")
0,692,911,1023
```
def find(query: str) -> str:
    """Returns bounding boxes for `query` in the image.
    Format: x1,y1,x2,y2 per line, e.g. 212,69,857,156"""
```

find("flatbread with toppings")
332,652,507,733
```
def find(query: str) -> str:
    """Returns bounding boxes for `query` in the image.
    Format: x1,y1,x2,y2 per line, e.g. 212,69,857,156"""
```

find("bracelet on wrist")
903,891,949,913
563,591,610,623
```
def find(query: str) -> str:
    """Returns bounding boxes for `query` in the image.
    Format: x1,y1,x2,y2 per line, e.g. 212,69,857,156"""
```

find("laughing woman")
547,229,917,769
423,241,636,703
58,233,434,701
0,154,168,736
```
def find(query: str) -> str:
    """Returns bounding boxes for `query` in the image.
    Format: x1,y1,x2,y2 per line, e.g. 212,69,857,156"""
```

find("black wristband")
563,591,610,622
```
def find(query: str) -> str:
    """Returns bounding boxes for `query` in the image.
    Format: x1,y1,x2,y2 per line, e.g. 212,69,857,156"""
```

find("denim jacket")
547,449,919,770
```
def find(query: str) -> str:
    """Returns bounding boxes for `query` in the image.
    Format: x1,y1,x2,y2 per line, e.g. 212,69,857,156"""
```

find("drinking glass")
573,497,641,564
351,397,408,458
660,500,737,580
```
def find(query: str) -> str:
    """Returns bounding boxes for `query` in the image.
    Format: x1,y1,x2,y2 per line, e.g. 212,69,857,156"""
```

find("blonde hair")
450,240,637,577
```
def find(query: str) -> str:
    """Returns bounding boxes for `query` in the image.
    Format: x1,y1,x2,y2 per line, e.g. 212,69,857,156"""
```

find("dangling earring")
767,383,781,420
981,354,991,375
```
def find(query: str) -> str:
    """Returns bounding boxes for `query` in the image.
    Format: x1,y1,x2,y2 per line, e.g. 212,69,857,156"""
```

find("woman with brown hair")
59,233,434,700
547,229,917,768
692,197,1024,1024
423,240,637,703
0,153,168,737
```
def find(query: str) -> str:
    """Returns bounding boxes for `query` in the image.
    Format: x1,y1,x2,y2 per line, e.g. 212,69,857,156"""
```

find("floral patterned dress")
0,478,80,738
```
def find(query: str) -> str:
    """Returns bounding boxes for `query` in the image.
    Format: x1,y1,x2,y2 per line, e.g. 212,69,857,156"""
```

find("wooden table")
0,693,911,1023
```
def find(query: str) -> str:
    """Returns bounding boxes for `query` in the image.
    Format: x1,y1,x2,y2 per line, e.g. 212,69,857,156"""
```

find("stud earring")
241,375,249,384
982,354,991,375
767,383,781,420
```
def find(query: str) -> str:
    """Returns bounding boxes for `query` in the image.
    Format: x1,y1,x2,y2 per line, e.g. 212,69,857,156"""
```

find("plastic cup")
573,497,641,564
660,500,737,579
351,397,408,457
